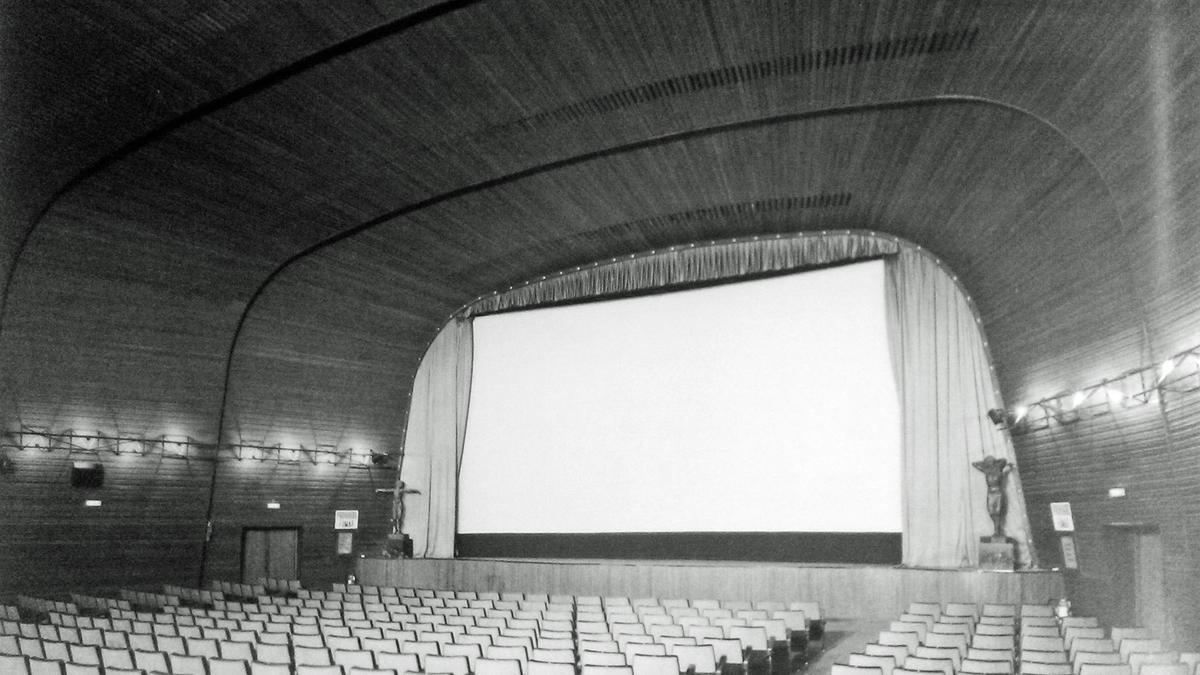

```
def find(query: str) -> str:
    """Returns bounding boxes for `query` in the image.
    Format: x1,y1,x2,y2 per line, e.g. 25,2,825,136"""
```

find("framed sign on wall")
334,510,359,530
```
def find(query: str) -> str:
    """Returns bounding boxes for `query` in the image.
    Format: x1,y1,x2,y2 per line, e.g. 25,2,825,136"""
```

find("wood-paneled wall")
0,447,391,599
1017,395,1200,651
0,450,209,599
204,458,392,590
357,557,1064,620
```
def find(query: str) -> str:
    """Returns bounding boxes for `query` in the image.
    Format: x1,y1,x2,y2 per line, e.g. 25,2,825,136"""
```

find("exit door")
241,527,300,583
1104,524,1165,637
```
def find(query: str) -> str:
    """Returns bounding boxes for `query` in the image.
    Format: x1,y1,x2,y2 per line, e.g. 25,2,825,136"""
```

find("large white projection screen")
458,259,901,536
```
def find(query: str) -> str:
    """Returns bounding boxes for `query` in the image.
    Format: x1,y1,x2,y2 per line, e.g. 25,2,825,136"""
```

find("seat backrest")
26,658,64,675
478,658,527,675
583,652,627,667
528,661,576,675
0,653,29,675
671,645,716,673
1022,605,1056,618
1023,635,1067,653
889,622,926,642
848,653,896,675
208,658,252,675
1075,653,1125,675
973,634,1015,651
727,626,767,651
902,655,953,675
375,652,419,673
698,638,742,666
1065,629,1107,651
908,603,941,621
1079,665,1132,675
1022,663,1073,675
531,649,575,665
925,632,967,657
424,654,470,675
295,647,335,667
295,666,344,675
788,603,821,621
864,642,909,665
1071,639,1116,662
1026,650,1070,665
68,644,100,665
943,604,978,620
982,605,1016,618
187,638,221,659
168,653,209,675
333,650,377,670
1024,626,1062,638
1139,666,1189,675
914,646,961,669
624,644,666,661
631,655,680,675
486,646,528,674
218,641,254,662
1121,640,1164,661
42,642,69,662
965,647,1013,664
960,658,1013,674
1130,654,1182,675
1175,655,1199,675
877,631,918,656
833,665,883,675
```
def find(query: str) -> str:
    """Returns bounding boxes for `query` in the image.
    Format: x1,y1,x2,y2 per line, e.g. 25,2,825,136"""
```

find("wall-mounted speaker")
70,461,104,488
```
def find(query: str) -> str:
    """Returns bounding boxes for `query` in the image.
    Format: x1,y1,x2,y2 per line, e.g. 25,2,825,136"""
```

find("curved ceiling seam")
217,94,1110,453
0,0,484,344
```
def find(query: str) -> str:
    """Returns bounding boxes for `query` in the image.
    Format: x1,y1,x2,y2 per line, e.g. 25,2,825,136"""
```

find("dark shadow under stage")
356,556,1064,619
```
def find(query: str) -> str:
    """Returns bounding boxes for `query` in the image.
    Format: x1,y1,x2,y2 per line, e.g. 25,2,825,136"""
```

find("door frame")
1102,522,1164,637
240,526,303,582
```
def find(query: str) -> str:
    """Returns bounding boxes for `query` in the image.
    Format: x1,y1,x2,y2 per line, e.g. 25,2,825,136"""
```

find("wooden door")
1104,524,1164,635
241,528,299,582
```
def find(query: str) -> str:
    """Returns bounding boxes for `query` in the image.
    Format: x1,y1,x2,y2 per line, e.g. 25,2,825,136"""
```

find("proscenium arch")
202,95,1119,578
398,229,1035,566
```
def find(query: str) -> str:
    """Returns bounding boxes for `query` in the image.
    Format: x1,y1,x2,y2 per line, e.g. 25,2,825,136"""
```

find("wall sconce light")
161,435,191,459
316,444,339,465
19,428,50,451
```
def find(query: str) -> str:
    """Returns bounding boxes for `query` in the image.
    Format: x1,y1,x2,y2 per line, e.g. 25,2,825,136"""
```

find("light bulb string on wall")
0,428,395,467
993,343,1200,433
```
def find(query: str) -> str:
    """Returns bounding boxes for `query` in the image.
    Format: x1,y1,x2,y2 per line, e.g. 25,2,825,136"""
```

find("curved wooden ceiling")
2,1,1198,452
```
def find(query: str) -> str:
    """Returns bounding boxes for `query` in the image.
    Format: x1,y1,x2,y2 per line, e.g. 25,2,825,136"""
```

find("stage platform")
356,556,1064,619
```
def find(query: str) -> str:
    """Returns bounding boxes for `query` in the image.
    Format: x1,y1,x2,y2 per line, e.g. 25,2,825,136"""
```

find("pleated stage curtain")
886,250,1034,568
401,231,1035,567
399,316,472,558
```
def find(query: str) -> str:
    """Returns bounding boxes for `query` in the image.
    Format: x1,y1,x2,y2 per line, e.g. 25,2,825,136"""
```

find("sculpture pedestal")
979,537,1015,570
384,533,413,559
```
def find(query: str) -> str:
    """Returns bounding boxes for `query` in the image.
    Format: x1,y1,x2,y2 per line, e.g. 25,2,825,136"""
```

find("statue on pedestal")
390,480,422,536
969,451,1008,535
972,455,1012,540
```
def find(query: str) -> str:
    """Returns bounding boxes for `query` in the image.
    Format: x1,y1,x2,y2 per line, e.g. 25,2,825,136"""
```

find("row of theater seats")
0,587,822,675
833,602,1200,675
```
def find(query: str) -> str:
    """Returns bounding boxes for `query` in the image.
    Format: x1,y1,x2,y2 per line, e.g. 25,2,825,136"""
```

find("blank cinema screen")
457,259,901,561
